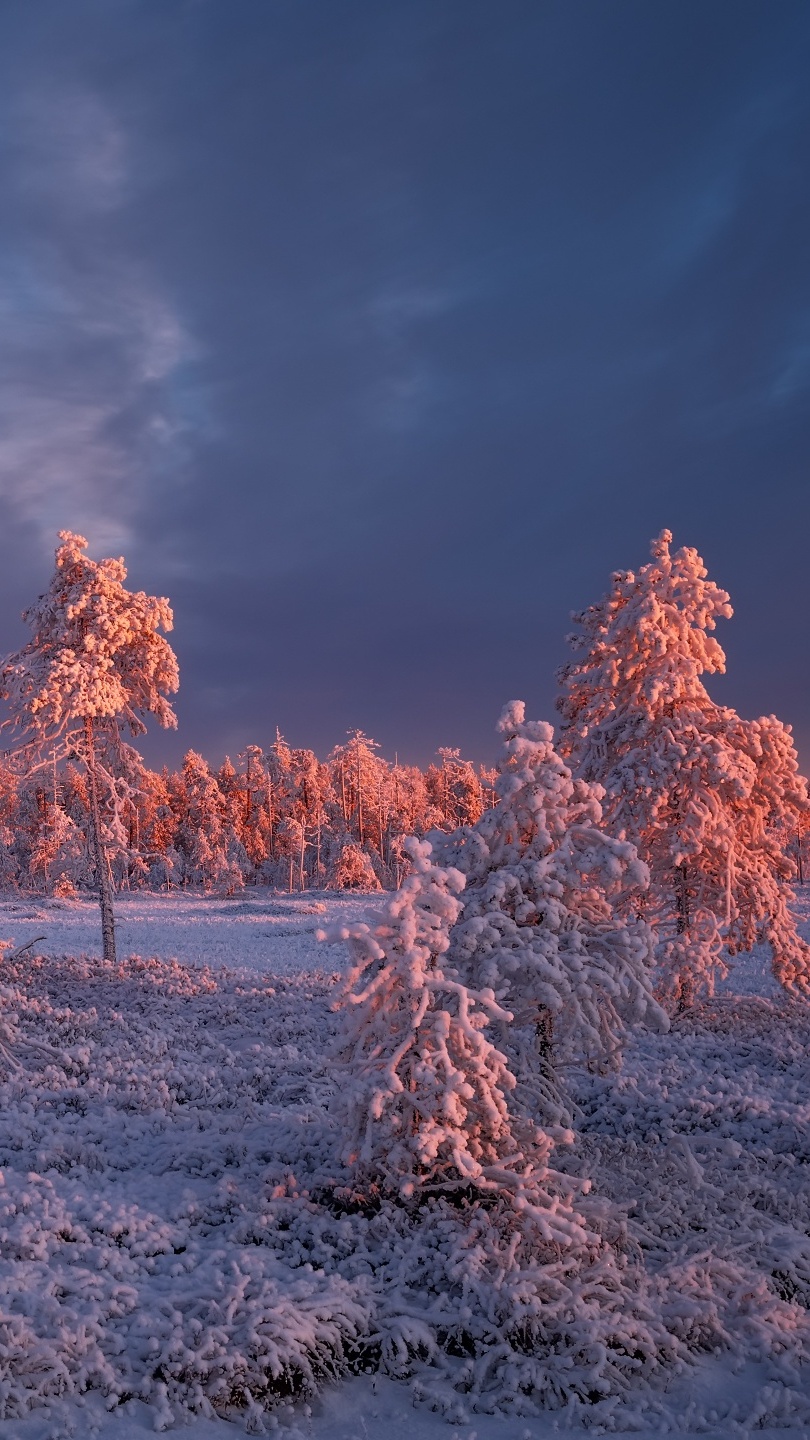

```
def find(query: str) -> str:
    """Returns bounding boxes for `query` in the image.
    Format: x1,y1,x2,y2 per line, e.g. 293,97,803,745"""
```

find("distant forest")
0,729,498,895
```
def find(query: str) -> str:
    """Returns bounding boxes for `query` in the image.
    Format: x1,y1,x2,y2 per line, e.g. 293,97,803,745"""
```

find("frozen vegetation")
0,888,808,1437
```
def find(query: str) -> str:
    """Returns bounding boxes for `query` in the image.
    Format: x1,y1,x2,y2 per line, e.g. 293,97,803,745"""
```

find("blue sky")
0,0,808,767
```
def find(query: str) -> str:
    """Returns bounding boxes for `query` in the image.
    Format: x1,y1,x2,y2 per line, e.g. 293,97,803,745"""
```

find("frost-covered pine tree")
425,747,485,830
174,750,247,891
328,837,586,1244
330,704,664,1203
1,532,178,961
237,744,274,877
328,730,389,858
433,703,667,1117
557,530,810,1005
21,779,87,894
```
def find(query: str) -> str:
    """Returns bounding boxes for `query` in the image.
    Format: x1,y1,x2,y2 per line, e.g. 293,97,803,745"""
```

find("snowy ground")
0,889,809,1438
0,892,371,983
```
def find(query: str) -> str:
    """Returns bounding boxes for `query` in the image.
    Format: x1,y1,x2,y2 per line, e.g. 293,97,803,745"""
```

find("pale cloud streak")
365,282,468,432
14,85,128,214
0,82,198,557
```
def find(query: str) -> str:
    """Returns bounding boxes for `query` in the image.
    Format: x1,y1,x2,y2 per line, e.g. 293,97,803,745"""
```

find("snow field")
0,893,371,981
0,891,809,1435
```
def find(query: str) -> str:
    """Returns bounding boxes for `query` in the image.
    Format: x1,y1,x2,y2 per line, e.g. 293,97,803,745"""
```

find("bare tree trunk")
536,1004,554,1062
84,716,116,964
674,861,690,935
356,744,364,845
673,859,695,1014
798,830,804,886
299,824,306,891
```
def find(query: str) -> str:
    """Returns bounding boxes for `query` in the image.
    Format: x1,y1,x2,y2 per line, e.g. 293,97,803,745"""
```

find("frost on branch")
557,530,810,1007
434,702,666,1112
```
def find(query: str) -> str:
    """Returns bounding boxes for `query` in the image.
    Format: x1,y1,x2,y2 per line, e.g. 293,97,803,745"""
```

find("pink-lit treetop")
558,530,810,1005
558,528,732,742
2,531,178,744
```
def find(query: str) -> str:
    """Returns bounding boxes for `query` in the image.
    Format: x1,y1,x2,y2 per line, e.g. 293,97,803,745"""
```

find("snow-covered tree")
216,755,242,813
93,733,160,892
326,840,381,891
263,741,328,890
328,730,388,852
1,532,179,960
135,765,177,887
557,530,810,1006
328,837,585,1241
237,745,273,877
388,760,431,833
289,746,329,887
383,761,437,884
0,763,19,888
12,775,53,889
174,751,246,891
258,732,328,886
425,747,484,830
263,730,294,865
433,703,666,1119
21,775,87,895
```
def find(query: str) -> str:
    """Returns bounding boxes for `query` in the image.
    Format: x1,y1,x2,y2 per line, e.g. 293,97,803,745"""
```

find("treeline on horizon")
2,524,810,912
0,730,499,896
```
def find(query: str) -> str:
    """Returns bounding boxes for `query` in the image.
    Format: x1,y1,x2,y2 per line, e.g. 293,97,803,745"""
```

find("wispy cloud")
0,82,198,556
770,334,810,404
364,281,468,432
14,85,128,213
369,282,464,332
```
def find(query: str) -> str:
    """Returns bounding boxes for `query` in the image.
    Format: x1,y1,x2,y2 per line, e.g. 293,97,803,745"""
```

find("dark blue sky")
0,1,808,769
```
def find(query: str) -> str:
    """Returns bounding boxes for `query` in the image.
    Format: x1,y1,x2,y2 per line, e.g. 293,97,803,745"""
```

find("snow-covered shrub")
326,840,381,891
557,530,810,1006
370,1193,681,1418
0,950,375,1427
